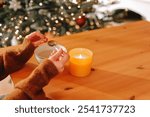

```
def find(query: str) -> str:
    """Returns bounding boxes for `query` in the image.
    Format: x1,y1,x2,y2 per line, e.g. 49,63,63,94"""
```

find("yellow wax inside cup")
69,48,93,77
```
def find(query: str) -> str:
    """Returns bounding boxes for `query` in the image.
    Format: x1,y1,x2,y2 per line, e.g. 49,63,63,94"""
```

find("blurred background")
0,0,150,47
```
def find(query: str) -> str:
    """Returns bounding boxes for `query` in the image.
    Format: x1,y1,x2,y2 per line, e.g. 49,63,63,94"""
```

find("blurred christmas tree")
0,0,104,47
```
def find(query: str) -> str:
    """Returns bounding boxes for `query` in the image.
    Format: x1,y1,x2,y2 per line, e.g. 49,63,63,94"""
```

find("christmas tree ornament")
69,20,76,26
9,0,22,11
76,16,86,27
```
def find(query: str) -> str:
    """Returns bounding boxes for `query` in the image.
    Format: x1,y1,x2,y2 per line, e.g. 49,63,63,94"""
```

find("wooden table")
11,21,150,100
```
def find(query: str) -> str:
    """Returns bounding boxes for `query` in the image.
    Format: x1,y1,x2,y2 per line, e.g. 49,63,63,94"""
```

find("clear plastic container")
34,41,67,63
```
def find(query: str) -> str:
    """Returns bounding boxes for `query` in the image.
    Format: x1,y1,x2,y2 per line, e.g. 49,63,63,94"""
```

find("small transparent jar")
34,41,67,63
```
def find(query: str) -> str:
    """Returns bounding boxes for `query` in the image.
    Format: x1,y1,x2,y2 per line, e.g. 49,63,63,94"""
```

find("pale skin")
25,31,69,73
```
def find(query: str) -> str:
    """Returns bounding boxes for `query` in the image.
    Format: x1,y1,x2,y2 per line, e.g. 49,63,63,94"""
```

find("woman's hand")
25,31,48,47
48,49,69,73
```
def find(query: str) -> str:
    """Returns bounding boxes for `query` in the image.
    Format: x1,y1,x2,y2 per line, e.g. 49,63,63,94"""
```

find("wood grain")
11,21,150,99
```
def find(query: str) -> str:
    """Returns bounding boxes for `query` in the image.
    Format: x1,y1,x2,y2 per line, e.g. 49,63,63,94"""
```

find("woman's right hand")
48,49,69,73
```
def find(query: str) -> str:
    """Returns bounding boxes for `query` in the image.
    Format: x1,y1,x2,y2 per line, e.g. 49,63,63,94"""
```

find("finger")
59,52,69,65
36,32,48,42
26,32,37,41
43,37,48,42
50,50,57,56
32,41,43,47
31,32,47,42
49,49,63,60
35,32,48,41
26,31,48,42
